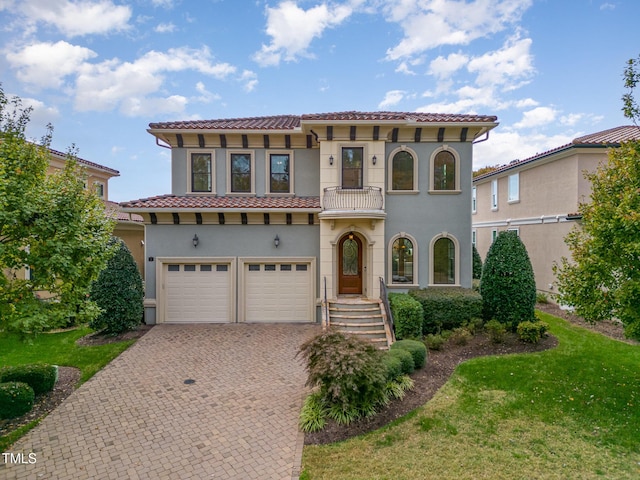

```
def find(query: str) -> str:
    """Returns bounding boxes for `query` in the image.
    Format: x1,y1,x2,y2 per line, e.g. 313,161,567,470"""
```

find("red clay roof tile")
121,195,321,210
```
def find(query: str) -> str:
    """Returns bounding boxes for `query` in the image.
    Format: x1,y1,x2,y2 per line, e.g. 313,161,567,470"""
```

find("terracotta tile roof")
120,195,321,210
148,111,498,130
104,201,144,222
49,147,120,176
473,125,640,182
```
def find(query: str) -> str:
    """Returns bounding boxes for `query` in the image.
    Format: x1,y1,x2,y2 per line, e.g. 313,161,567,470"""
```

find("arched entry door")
338,233,363,295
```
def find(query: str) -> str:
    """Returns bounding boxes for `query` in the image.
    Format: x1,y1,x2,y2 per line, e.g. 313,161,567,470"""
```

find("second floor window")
433,151,456,191
508,173,519,202
472,186,477,213
392,151,414,190
269,153,290,193
231,153,252,193
342,147,363,189
191,153,212,193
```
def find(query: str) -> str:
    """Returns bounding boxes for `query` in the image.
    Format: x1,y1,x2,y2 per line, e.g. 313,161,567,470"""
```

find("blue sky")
1,0,638,202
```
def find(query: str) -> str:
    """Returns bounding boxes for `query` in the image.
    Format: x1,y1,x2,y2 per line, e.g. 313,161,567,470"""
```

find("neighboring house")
472,125,640,298
47,149,145,277
121,111,498,325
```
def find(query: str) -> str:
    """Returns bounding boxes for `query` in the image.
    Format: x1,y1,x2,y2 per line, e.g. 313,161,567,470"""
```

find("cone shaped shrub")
89,237,144,334
480,230,536,330
472,244,483,279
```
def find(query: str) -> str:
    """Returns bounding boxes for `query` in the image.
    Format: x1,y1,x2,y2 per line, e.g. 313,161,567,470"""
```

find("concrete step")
330,321,385,328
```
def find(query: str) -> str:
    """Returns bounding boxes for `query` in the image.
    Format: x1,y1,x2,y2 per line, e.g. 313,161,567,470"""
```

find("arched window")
434,151,455,190
387,233,418,286
388,146,418,192
430,233,459,285
392,151,414,190
392,237,414,283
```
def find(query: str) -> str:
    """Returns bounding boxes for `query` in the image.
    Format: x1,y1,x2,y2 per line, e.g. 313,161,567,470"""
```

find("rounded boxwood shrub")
389,293,423,340
391,339,427,369
472,244,483,279
480,230,537,330
409,287,482,334
387,348,415,375
0,382,35,419
90,237,144,334
0,364,57,395
517,320,549,344
381,352,403,381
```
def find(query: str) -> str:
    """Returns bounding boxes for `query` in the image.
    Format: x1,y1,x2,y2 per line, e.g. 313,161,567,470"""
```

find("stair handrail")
322,276,329,330
379,277,395,341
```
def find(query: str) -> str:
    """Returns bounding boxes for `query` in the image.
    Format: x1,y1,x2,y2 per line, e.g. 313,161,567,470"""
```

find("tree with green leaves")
89,237,144,334
553,56,640,340
480,230,536,330
0,88,116,335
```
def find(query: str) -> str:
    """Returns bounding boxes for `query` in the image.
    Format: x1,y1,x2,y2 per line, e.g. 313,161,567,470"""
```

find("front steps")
324,298,393,349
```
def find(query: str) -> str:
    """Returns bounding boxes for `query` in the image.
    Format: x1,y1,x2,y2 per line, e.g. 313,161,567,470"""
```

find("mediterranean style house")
121,111,498,326
472,125,640,298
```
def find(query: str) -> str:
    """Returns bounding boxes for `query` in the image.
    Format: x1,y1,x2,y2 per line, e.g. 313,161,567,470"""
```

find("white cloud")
6,41,97,89
155,22,177,33
194,82,221,103
120,95,189,117
378,90,406,109
15,0,132,37
239,70,258,92
253,0,356,66
428,52,469,79
383,0,532,60
467,35,534,88
600,2,615,11
513,106,558,129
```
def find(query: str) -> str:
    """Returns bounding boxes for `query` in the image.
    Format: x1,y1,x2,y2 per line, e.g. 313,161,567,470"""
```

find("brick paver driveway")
1,323,320,480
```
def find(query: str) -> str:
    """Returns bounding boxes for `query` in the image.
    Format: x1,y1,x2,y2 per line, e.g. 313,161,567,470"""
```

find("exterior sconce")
329,155,334,165
348,231,354,240
274,235,280,248
192,234,199,248
372,155,377,165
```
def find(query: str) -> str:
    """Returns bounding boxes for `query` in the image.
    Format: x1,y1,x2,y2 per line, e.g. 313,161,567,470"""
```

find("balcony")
320,186,386,220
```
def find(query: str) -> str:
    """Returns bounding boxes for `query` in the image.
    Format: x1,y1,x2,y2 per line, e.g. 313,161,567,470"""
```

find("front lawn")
0,327,136,450
301,312,640,479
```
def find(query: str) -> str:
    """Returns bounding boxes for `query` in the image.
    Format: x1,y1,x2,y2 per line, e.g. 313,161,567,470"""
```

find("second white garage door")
244,261,313,322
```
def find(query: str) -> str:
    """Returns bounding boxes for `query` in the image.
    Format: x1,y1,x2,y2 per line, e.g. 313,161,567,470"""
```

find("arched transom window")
433,236,456,285
433,150,456,191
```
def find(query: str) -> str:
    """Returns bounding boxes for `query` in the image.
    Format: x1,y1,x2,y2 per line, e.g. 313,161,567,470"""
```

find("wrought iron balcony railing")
322,186,384,211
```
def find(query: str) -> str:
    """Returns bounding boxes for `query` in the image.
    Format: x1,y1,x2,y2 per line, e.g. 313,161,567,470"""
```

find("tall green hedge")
409,288,482,334
89,237,144,334
388,293,423,340
472,245,483,279
480,230,536,330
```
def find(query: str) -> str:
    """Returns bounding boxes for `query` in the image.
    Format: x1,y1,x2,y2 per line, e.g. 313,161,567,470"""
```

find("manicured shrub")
480,230,537,330
391,339,427,369
472,245,483,279
386,375,414,401
449,327,473,345
299,391,327,433
0,364,57,395
424,333,445,351
485,319,507,344
409,288,483,334
89,237,144,335
517,320,549,344
387,348,415,375
298,330,388,419
389,293,423,340
0,382,35,419
381,352,404,381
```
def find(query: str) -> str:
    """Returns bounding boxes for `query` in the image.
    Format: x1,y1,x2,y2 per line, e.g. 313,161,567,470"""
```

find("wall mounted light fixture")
192,234,199,248
274,235,280,248
372,155,377,165
329,155,334,165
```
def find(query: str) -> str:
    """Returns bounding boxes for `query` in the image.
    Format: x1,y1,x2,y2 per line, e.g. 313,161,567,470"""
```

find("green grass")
0,326,136,450
302,313,640,479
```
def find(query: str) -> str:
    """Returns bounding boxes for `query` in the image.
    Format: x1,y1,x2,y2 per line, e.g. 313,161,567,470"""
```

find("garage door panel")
165,263,231,323
244,262,313,323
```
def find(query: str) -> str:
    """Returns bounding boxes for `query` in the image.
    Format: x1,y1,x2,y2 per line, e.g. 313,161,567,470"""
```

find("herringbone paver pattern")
1,323,319,479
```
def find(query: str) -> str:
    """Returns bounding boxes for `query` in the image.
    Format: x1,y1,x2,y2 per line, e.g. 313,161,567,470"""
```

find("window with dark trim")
391,151,414,190
433,151,455,191
392,237,414,283
342,147,363,189
231,153,251,193
191,153,212,192
269,153,290,193
433,238,455,284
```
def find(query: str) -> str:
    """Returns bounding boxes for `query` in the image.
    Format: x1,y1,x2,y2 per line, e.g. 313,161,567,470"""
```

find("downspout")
155,137,171,149
473,131,490,144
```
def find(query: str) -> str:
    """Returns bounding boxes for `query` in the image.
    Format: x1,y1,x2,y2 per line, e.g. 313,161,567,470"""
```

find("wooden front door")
338,234,363,295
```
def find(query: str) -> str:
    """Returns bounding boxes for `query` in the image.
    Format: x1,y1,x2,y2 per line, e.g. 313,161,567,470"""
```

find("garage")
243,260,315,323
164,262,232,323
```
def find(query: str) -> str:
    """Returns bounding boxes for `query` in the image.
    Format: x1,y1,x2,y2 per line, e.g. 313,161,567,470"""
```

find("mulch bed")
0,325,153,441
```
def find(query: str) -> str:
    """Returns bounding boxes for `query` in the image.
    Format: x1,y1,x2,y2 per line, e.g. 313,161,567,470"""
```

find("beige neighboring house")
41,149,145,277
472,125,640,298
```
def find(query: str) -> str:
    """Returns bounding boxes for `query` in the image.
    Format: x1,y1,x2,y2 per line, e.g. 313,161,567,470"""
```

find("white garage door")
164,263,231,323
244,262,313,322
